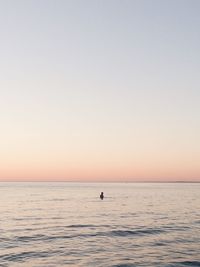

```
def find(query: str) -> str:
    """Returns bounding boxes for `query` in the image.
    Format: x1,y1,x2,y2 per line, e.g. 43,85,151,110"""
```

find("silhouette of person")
100,192,104,200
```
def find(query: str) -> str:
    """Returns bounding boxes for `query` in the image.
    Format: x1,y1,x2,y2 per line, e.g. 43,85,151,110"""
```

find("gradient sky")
0,0,200,182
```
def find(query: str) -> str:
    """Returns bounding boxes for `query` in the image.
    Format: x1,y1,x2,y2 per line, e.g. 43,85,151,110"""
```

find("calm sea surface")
0,182,199,267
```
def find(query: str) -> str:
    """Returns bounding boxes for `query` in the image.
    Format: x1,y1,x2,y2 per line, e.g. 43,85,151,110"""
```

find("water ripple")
0,182,199,266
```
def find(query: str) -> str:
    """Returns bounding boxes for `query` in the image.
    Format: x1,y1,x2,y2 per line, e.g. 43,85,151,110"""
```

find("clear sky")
0,0,200,182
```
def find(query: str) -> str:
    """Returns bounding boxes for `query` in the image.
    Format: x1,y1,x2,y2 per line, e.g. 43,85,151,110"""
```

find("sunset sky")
0,0,200,182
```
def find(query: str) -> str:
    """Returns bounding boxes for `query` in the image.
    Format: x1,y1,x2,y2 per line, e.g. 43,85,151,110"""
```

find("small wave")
65,224,112,229
181,261,200,267
111,264,137,267
48,198,66,201
107,228,164,237
153,241,166,246
164,225,191,231
15,234,48,242
1,250,59,262
8,227,165,244
170,261,200,267
66,224,95,228
13,217,42,221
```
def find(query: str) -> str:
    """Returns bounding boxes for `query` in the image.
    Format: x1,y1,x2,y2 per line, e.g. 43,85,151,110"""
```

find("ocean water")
0,182,199,267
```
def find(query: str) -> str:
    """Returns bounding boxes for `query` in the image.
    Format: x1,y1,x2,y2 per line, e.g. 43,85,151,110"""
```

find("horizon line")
0,180,199,183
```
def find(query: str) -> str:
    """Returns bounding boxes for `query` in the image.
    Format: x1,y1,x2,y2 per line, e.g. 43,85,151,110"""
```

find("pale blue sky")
0,0,200,181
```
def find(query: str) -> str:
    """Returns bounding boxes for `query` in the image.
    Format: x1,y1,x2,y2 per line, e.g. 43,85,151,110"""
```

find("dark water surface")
0,182,199,266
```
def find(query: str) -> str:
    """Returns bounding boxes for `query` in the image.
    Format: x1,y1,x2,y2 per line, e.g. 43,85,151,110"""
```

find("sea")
0,182,199,267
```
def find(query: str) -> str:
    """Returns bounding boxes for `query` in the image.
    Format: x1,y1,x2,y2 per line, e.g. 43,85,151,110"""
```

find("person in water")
100,192,104,200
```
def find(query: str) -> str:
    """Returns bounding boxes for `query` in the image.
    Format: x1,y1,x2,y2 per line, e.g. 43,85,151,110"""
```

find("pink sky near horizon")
1,149,200,182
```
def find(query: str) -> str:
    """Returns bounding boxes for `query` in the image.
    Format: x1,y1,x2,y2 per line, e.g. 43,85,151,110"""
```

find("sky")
0,0,200,182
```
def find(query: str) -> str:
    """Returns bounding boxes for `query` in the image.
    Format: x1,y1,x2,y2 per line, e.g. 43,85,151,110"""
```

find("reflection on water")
0,182,199,266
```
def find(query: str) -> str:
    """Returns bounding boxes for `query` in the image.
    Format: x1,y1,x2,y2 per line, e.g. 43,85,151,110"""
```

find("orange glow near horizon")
1,135,200,182
1,159,200,182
